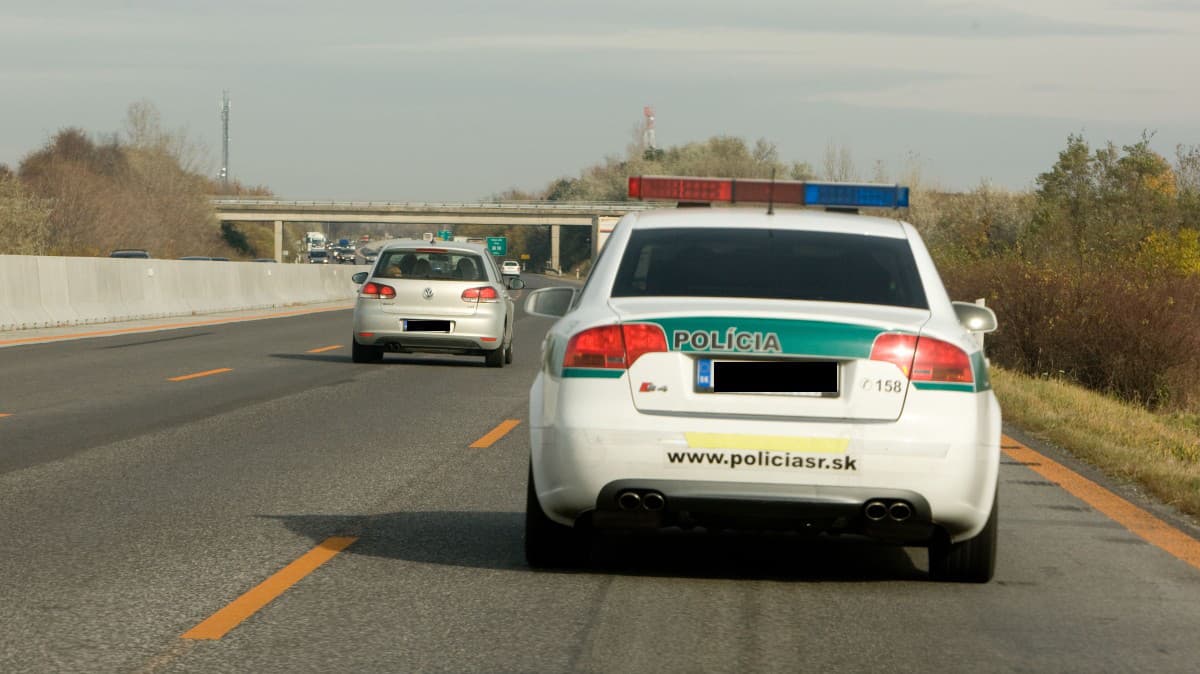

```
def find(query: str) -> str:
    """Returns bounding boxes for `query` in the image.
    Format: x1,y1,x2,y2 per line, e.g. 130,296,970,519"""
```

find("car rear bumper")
354,310,505,354
529,375,1001,543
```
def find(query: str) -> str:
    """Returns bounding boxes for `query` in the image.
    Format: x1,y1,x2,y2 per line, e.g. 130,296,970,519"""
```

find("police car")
523,176,1001,582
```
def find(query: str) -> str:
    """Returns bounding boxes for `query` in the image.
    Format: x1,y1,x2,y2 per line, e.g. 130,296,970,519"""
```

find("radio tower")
219,90,231,188
642,106,656,150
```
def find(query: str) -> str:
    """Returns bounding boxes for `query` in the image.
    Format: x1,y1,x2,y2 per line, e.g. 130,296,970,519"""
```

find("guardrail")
0,256,367,332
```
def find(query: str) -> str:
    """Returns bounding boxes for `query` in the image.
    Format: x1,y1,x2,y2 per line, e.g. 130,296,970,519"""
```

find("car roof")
624,207,909,239
377,238,490,255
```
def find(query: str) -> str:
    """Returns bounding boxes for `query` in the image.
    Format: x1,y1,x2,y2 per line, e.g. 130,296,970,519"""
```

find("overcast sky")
2,0,1197,200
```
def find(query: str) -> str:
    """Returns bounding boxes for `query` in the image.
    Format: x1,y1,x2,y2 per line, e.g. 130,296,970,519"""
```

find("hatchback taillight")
360,281,395,299
870,333,973,383
563,324,668,369
462,286,500,303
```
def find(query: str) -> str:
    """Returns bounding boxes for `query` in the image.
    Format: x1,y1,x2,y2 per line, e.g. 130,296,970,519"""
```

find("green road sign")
438,229,452,241
487,237,507,256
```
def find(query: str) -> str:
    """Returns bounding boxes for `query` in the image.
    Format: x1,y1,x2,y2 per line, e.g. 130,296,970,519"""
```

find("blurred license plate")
696,360,838,396
403,320,451,332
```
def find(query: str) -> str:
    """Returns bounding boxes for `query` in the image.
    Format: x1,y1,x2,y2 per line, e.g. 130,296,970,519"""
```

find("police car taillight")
462,286,500,303
564,324,667,369
628,176,909,208
870,334,973,383
361,281,394,299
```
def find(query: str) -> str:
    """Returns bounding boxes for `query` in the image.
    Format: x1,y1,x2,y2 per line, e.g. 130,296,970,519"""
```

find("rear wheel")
928,492,998,583
352,340,383,363
485,346,504,368
504,343,513,364
525,465,587,568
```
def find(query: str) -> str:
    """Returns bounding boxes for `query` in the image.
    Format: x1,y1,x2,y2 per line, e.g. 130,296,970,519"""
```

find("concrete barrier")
0,255,368,332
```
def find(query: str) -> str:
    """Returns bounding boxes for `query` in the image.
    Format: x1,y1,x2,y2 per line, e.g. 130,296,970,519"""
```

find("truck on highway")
305,232,327,250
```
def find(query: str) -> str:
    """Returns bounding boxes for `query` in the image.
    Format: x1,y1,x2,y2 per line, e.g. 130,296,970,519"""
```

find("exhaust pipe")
642,492,665,511
864,501,888,521
617,491,642,511
889,501,912,522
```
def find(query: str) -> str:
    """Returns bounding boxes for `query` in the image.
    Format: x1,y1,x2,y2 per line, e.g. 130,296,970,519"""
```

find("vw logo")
422,287,434,300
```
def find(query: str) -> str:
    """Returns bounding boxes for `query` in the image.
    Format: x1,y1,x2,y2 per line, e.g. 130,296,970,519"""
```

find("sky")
2,0,1198,200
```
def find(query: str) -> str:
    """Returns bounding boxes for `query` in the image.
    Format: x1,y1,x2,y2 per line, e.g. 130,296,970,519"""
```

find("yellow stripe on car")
684,433,849,454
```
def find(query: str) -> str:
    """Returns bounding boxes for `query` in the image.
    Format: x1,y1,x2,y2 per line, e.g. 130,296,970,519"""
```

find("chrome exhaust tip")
641,492,665,511
864,501,888,522
617,491,642,511
889,501,913,522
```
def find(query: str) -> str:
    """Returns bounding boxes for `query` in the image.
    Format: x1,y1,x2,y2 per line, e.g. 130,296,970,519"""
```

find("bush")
939,255,1200,409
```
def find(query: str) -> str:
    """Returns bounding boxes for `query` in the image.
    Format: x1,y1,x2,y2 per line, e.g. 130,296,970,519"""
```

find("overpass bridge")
212,199,661,267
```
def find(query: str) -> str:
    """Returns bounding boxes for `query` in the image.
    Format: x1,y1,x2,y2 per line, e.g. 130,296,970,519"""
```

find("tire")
525,464,586,568
504,343,513,364
928,491,998,583
352,340,383,363
485,346,504,368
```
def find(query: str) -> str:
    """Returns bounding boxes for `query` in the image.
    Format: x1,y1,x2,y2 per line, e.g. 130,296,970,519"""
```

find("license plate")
695,359,839,396
402,319,452,332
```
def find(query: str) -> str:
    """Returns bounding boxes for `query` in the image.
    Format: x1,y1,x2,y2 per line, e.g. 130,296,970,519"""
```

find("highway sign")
520,253,530,260
487,237,507,256
438,229,452,241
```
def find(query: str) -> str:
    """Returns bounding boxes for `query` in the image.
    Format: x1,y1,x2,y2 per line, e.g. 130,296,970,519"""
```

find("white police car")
523,176,1001,582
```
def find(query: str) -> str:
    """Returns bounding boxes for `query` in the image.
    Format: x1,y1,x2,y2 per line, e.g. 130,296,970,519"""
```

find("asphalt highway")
2,274,1199,673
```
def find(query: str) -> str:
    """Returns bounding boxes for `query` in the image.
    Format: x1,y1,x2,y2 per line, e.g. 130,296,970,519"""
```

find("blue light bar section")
804,183,909,209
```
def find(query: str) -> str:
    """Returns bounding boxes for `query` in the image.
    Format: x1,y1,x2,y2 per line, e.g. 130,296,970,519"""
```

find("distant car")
308,250,331,264
521,175,1001,582
501,260,522,277
110,249,150,259
350,240,525,366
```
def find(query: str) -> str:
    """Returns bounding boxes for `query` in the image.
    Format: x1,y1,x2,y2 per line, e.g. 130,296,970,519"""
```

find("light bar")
628,176,909,209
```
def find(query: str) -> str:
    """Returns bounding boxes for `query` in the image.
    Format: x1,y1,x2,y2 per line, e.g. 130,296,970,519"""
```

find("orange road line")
0,304,353,347
0,413,11,419
1002,434,1200,572
470,419,522,448
183,536,357,641
306,345,342,354
168,368,233,382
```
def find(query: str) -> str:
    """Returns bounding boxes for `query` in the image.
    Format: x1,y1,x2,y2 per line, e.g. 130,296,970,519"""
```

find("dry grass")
993,367,1200,519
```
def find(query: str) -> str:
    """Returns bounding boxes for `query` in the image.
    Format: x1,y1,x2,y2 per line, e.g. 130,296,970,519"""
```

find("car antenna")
767,169,776,216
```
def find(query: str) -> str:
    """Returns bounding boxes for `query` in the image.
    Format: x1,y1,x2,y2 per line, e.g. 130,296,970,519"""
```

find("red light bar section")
628,176,733,203
628,176,807,205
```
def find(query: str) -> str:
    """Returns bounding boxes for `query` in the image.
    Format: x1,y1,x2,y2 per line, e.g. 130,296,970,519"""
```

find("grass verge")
993,367,1200,520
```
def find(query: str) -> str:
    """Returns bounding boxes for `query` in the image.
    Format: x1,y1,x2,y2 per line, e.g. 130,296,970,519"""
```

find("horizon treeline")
0,101,270,259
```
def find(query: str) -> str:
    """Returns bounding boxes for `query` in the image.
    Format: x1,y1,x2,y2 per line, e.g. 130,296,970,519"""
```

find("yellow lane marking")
168,368,233,382
470,419,522,448
306,345,342,354
0,304,353,347
685,433,849,454
183,536,358,641
1003,434,1200,572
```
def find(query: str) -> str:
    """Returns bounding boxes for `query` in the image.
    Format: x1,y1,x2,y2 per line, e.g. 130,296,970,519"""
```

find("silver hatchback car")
351,240,526,366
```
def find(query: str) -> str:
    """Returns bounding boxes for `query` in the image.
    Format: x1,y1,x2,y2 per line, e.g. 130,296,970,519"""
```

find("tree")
0,172,51,255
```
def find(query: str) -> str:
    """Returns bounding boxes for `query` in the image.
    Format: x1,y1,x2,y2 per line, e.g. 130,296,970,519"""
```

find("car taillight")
870,333,973,383
462,286,500,303
360,282,394,299
564,324,667,369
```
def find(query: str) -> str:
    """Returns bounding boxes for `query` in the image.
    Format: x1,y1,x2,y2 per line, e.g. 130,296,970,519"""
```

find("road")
1,274,1199,673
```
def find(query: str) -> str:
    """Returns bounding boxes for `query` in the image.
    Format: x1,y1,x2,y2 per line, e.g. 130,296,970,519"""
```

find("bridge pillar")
274,220,283,263
550,224,561,274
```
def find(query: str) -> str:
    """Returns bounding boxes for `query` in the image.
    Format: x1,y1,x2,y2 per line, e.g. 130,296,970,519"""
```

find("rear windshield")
611,228,928,309
375,249,488,281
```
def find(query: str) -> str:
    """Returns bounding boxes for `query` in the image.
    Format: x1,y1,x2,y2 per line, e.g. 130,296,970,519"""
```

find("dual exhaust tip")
618,490,665,512
864,500,913,523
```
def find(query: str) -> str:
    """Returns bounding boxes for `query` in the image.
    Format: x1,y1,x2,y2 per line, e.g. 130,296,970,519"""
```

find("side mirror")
507,277,526,290
953,301,997,333
525,287,577,318
352,271,368,284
